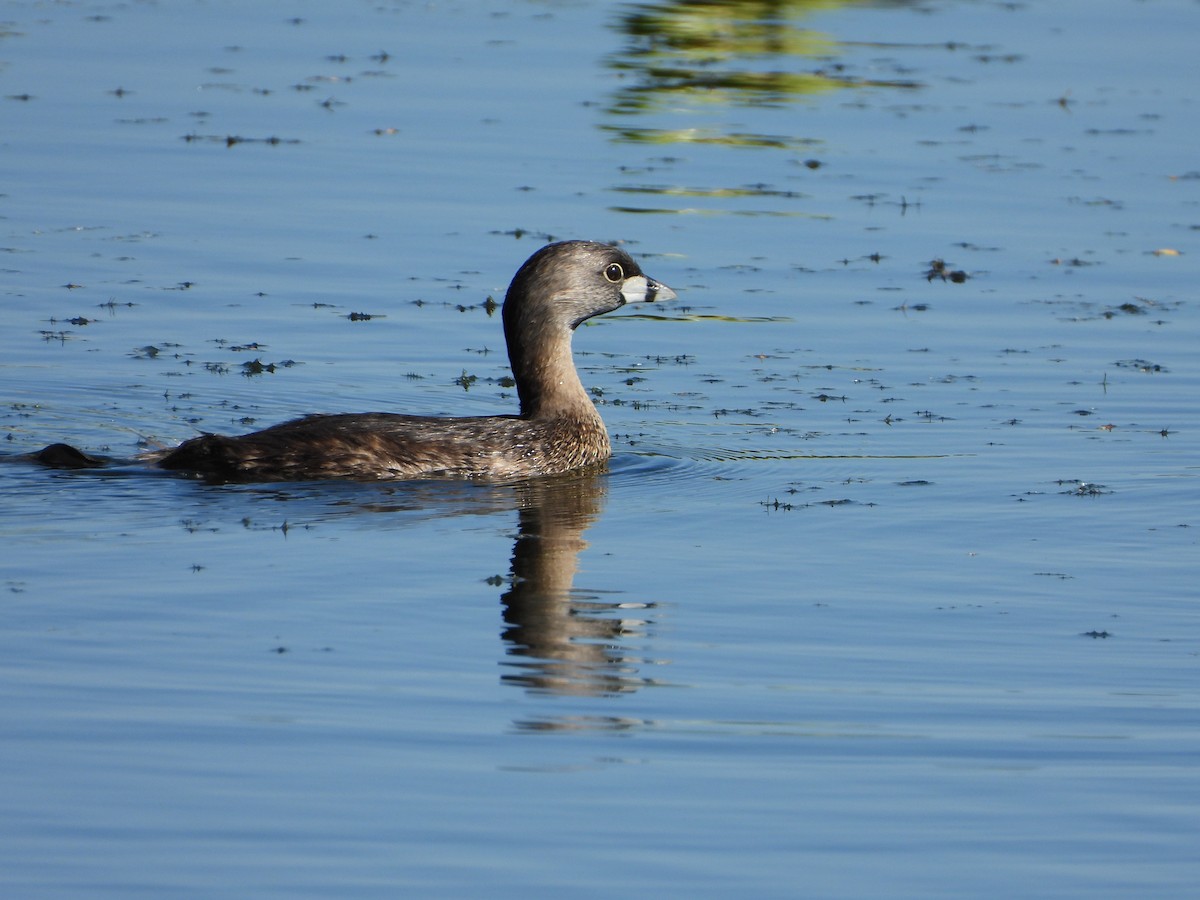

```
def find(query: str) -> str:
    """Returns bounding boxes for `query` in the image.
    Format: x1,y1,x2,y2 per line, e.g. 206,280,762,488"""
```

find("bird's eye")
603,262,624,283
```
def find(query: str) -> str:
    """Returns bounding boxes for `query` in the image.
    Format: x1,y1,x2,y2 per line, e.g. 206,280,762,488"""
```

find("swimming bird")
151,240,675,482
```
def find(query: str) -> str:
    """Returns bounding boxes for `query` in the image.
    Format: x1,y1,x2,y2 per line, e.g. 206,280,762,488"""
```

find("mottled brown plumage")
154,241,675,482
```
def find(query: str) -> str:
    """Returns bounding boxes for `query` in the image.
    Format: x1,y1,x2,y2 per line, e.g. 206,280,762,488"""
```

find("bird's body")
153,410,609,482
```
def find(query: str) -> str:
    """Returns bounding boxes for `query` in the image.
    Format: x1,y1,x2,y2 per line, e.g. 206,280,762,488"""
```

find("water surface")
2,1,1198,896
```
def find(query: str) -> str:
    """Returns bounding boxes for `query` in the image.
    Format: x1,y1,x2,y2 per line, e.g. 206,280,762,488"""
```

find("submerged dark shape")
149,240,674,482
33,443,108,469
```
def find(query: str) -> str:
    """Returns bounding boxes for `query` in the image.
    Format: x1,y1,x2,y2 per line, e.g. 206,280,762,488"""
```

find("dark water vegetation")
1,0,1197,895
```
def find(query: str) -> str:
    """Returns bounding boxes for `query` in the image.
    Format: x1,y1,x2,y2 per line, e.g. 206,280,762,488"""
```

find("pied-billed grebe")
152,240,675,482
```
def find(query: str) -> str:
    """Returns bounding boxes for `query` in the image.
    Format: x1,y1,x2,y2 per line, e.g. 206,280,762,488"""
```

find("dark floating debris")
182,133,301,147
1105,301,1146,317
491,227,557,243
1080,630,1111,639
1058,480,1111,496
760,496,858,512
924,258,968,283
1113,358,1167,373
131,343,181,359
241,359,296,376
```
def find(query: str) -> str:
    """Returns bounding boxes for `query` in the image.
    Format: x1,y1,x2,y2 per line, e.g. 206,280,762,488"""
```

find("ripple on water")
611,444,956,490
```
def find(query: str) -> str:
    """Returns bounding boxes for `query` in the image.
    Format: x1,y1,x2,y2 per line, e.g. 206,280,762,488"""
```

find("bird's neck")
509,328,597,422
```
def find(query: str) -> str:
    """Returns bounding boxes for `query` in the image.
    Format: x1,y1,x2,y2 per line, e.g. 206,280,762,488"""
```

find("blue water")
2,0,1198,896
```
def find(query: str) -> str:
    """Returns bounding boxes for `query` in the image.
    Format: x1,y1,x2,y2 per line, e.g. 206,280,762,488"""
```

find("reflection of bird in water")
499,471,658,701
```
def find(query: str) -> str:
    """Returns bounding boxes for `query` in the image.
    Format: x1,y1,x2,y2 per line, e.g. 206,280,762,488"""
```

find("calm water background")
2,0,1198,896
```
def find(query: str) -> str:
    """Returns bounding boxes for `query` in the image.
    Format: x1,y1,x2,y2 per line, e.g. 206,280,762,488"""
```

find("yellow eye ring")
603,262,624,283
